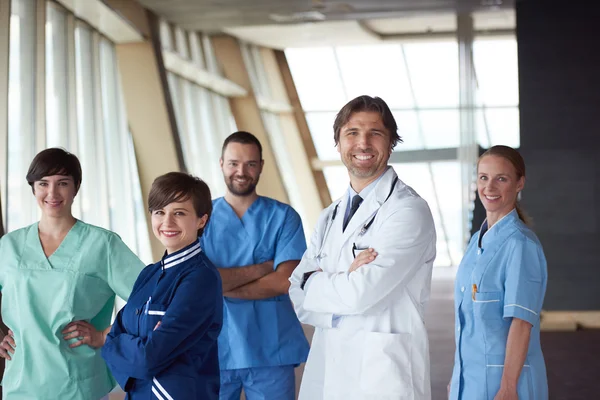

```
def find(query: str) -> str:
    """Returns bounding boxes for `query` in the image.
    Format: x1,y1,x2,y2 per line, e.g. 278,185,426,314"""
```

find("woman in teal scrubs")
0,148,145,400
449,145,548,400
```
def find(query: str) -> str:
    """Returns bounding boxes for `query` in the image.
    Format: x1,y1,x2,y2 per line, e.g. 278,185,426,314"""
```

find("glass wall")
5,0,151,264
239,42,312,228
286,34,518,265
160,21,237,198
7,0,38,233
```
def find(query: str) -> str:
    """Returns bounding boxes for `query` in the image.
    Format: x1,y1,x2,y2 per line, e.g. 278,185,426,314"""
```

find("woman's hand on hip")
62,320,107,349
0,329,16,360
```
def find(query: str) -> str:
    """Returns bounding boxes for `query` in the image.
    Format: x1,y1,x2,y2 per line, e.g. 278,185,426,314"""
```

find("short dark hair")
221,131,263,160
333,95,402,150
148,172,212,237
26,148,82,194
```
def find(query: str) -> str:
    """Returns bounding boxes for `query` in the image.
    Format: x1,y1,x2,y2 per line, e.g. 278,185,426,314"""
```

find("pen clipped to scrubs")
472,284,477,301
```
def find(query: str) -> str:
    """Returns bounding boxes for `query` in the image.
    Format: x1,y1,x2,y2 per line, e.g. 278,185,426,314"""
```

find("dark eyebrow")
39,177,72,181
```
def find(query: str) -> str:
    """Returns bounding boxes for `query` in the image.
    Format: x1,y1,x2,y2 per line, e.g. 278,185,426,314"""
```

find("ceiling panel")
136,0,514,32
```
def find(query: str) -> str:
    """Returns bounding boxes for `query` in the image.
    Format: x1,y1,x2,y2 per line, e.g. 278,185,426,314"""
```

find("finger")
1,341,15,354
8,329,14,337
62,321,92,333
69,337,87,348
0,348,11,361
5,335,16,347
360,251,377,263
358,249,377,260
62,323,80,333
356,253,376,265
63,330,82,340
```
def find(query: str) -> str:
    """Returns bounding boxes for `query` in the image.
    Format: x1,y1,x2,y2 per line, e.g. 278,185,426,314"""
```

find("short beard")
342,155,380,179
226,177,258,197
347,165,380,179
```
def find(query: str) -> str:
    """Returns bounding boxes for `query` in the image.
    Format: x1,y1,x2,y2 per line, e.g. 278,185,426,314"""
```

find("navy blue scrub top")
102,239,223,399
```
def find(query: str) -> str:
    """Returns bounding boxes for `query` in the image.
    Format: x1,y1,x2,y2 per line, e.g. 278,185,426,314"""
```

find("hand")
62,321,107,349
349,248,377,272
493,386,518,400
0,329,16,360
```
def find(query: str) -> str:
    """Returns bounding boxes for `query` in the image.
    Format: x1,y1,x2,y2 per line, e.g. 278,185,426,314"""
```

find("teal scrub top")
450,210,549,400
200,196,310,370
0,220,145,400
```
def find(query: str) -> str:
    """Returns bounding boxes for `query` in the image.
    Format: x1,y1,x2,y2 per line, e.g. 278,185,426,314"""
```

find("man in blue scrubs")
201,131,309,400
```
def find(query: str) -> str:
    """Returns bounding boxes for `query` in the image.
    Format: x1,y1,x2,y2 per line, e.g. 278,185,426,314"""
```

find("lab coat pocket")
485,354,533,400
359,331,412,397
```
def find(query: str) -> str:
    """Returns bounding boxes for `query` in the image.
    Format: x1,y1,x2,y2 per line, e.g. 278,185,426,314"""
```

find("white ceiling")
137,0,514,31
136,0,514,48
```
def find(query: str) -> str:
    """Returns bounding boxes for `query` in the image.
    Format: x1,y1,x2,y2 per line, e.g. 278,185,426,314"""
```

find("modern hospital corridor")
3,0,600,398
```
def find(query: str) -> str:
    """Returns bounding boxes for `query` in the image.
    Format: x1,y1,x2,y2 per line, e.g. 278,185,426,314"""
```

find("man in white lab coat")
289,95,436,400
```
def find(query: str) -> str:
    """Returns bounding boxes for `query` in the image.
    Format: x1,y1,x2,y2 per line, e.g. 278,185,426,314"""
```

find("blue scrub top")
450,209,548,400
201,196,310,370
102,240,223,399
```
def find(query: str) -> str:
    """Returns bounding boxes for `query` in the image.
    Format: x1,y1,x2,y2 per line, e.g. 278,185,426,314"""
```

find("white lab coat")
289,167,436,400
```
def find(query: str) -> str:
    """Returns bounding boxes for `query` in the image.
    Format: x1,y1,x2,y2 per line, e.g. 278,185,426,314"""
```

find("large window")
160,22,237,198
240,42,314,228
286,33,519,266
5,0,151,263
7,0,38,233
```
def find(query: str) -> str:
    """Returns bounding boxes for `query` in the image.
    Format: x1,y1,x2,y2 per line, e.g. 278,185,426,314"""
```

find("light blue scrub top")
200,196,310,370
450,209,548,400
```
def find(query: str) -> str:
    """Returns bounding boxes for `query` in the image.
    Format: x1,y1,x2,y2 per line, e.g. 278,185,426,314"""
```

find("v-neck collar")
222,196,262,223
25,220,83,269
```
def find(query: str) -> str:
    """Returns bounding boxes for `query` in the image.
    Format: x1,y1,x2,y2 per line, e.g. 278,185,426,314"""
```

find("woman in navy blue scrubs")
102,172,223,399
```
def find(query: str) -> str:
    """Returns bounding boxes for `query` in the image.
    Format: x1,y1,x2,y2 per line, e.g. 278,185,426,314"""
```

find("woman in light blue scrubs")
449,145,548,400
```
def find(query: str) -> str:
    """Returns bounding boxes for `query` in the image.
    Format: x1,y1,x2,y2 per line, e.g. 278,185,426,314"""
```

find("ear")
197,214,209,230
260,159,264,173
336,142,341,154
516,176,525,193
219,157,224,169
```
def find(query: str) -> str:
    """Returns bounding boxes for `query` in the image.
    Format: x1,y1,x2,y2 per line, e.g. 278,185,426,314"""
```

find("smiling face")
477,154,525,219
33,175,77,218
220,142,263,197
337,111,392,191
151,198,207,254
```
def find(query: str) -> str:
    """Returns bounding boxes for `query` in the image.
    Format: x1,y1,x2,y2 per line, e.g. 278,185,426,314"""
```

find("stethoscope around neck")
316,177,398,260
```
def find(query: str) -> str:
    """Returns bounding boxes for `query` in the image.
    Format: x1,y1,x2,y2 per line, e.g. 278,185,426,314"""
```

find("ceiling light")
269,11,326,23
